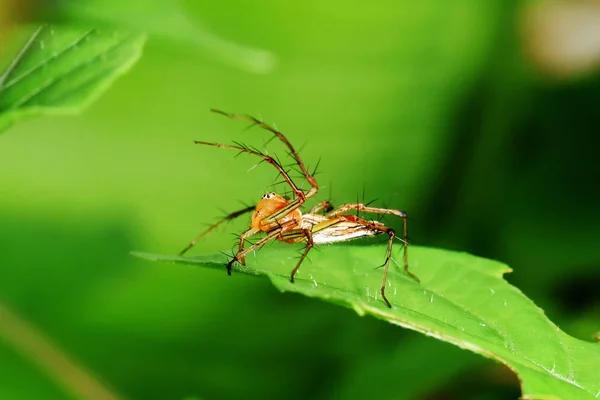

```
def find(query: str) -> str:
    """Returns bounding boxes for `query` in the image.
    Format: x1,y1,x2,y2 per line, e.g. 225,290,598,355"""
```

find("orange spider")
179,109,420,308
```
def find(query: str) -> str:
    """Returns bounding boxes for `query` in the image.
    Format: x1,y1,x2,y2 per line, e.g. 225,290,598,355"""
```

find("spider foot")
405,268,420,283
380,288,392,308
226,257,238,276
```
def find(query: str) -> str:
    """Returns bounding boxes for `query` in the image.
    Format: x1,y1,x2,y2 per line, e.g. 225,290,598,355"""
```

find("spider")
179,109,420,308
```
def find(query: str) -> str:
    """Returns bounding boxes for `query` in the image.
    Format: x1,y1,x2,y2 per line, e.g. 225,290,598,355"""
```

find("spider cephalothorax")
251,192,301,232
179,109,419,308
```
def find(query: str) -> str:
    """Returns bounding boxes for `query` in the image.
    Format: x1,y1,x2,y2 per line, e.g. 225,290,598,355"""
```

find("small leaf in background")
53,0,276,74
134,245,600,400
0,24,146,132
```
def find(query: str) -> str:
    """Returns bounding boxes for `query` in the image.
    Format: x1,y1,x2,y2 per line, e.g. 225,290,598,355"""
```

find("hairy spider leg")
234,227,260,266
194,141,301,198
308,200,334,215
179,205,255,256
209,109,319,224
379,225,397,308
193,142,308,229
210,109,319,199
290,229,313,282
278,214,377,279
281,212,412,308
276,227,318,284
319,216,400,309
325,204,418,283
225,223,296,274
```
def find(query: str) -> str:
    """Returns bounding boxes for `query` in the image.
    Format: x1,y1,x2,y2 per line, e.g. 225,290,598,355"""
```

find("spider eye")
262,192,274,199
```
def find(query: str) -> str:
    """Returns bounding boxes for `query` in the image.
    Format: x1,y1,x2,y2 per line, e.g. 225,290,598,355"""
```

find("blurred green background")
1,1,599,399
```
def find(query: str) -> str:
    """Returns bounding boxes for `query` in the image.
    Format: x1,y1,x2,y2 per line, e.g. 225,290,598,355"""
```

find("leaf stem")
0,300,123,400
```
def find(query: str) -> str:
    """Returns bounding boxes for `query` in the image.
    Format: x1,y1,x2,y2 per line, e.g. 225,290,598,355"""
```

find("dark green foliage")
1,1,599,399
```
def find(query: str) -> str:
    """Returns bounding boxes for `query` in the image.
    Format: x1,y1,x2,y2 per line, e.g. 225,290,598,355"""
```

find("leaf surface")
133,245,600,400
0,25,146,132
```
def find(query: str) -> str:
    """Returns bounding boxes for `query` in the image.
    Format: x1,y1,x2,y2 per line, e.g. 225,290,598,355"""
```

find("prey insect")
179,109,420,308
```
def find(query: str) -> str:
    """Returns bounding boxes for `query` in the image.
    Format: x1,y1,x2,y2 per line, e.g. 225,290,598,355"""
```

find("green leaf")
133,245,600,400
55,0,276,74
0,24,146,132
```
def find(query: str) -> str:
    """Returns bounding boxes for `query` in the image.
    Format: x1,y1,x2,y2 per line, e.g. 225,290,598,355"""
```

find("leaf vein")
9,32,135,110
0,28,95,93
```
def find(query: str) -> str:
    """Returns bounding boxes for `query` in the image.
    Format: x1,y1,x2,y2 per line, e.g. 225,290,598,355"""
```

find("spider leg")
210,109,319,199
325,204,406,218
226,227,282,274
319,217,397,308
235,227,261,266
194,141,307,227
179,205,255,256
275,228,315,283
194,141,304,199
379,226,396,308
348,218,415,309
280,216,397,307
290,229,314,283
325,204,418,283
308,200,334,215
